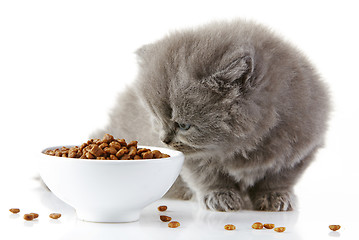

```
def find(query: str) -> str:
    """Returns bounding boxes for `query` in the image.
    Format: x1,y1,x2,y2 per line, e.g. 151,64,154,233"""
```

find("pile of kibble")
44,134,170,160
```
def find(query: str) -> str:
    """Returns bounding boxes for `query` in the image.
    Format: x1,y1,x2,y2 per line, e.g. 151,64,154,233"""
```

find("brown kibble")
224,224,236,230
49,213,61,219
168,221,180,228
104,147,117,155
117,139,127,147
151,150,162,158
102,133,114,143
134,155,142,160
99,142,108,149
160,215,172,222
158,205,167,211
264,223,275,229
44,134,170,160
161,153,171,158
115,148,126,158
128,146,137,157
9,208,20,214
24,214,34,221
109,141,122,150
142,151,153,159
329,225,341,231
86,152,95,159
274,227,286,232
89,144,105,157
120,154,130,160
30,213,39,219
252,222,264,229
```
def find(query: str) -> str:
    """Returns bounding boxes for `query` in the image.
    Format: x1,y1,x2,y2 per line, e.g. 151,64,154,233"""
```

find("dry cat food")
44,134,170,160
157,205,168,212
224,224,236,230
29,213,39,219
252,222,264,229
273,227,286,232
160,215,172,222
329,225,341,231
9,208,20,214
23,214,34,221
168,221,180,228
49,213,61,219
264,223,275,229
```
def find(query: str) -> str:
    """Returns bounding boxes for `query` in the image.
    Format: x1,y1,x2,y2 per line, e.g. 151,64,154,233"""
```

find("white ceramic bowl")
39,145,184,223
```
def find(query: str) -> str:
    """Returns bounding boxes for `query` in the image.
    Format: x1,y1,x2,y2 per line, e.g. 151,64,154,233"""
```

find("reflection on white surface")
1,175,358,240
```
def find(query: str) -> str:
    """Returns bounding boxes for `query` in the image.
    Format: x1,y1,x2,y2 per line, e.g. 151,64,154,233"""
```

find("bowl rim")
40,145,184,163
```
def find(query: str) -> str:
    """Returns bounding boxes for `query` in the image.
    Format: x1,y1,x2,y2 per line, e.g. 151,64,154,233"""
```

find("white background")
0,0,358,239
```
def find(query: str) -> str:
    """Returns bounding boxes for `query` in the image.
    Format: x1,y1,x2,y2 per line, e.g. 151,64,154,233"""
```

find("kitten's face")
136,28,261,155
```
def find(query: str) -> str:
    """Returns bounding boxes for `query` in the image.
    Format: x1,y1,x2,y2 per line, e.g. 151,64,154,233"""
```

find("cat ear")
204,55,254,92
135,44,154,63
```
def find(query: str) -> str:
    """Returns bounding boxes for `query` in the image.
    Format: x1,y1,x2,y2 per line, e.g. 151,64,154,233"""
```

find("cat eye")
177,123,191,131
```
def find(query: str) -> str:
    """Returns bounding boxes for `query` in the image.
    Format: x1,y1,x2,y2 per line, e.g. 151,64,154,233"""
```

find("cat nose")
161,135,173,144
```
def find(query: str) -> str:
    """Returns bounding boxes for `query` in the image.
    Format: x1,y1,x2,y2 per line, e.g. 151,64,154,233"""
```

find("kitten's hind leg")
163,175,194,200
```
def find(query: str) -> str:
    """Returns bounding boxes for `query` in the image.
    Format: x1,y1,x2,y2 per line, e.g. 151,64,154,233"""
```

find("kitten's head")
136,21,281,156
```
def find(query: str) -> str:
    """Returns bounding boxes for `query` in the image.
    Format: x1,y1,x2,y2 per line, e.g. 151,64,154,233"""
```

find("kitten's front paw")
252,191,294,211
203,189,244,212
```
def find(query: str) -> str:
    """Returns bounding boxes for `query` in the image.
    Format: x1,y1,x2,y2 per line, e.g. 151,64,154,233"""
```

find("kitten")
93,19,330,211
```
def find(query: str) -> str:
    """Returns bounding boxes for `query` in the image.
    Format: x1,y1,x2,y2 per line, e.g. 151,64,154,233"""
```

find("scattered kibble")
252,222,264,229
274,227,286,232
9,208,20,214
158,205,167,212
264,223,275,229
49,213,61,219
160,215,172,222
168,221,180,228
224,224,236,230
329,225,341,231
23,214,34,221
29,213,39,219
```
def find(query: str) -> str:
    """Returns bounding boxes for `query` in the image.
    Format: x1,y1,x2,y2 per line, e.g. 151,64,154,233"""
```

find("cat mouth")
167,142,199,153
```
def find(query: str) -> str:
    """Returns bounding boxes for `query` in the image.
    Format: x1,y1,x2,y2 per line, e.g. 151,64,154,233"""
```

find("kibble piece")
115,148,125,158
158,205,167,211
30,213,39,219
264,223,275,229
109,141,122,150
252,222,264,229
160,215,172,222
161,153,171,158
127,140,138,148
49,213,61,219
104,147,117,155
24,214,34,221
120,154,130,160
134,155,142,160
142,151,154,159
151,150,162,158
224,224,236,230
102,133,114,143
168,221,180,228
9,208,20,214
117,139,127,147
89,145,105,157
86,152,95,159
274,227,286,232
128,146,137,158
109,154,118,160
329,225,341,231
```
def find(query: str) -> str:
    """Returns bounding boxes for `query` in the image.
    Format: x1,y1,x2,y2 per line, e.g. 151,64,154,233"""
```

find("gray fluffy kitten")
94,19,330,211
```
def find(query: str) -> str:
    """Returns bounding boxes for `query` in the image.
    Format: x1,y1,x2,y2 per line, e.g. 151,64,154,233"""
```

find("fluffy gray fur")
93,19,330,211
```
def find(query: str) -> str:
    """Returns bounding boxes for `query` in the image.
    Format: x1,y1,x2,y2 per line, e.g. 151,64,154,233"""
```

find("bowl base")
76,209,141,223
